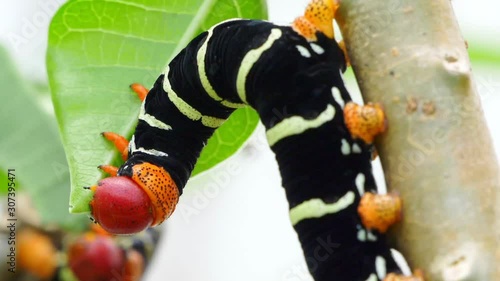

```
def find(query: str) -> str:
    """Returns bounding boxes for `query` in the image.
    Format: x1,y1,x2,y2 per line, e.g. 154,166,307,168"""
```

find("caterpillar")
85,0,425,280
16,225,160,281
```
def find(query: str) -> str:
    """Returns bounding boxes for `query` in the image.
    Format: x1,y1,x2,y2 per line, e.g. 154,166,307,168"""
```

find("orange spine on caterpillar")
344,102,387,144
342,101,405,235
291,0,351,65
292,0,339,40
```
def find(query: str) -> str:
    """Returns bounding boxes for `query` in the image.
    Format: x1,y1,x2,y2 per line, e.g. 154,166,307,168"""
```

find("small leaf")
47,0,267,213
0,46,88,230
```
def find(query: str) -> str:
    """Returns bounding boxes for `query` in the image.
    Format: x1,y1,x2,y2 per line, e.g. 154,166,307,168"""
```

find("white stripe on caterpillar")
266,104,335,146
375,256,387,280
162,66,226,128
236,28,282,103
390,248,412,276
129,135,169,157
197,19,245,109
138,102,172,130
289,191,355,225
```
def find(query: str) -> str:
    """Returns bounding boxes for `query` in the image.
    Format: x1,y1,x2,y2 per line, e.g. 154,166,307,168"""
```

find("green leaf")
468,43,500,66
47,0,267,213
0,169,8,195
0,46,88,230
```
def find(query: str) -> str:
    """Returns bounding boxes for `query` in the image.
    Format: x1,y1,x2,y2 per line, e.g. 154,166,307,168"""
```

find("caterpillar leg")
357,192,402,233
130,83,149,102
83,185,98,193
99,83,148,161
101,132,129,160
344,102,387,144
95,83,147,174
98,165,119,177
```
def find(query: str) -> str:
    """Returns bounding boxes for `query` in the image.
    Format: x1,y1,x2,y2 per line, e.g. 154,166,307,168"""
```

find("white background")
0,1,499,281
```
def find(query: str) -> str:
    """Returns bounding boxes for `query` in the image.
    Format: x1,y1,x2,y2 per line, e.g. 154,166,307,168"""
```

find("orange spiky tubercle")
292,0,339,40
343,102,387,144
357,192,402,233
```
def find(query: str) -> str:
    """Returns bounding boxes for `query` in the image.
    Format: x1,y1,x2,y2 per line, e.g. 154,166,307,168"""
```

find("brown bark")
336,0,499,280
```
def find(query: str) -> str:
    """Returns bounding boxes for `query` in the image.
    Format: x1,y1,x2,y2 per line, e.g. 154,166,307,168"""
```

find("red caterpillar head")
68,234,126,281
68,232,146,281
90,163,179,234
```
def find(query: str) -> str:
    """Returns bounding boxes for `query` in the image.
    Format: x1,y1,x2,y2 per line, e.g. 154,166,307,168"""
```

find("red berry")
90,176,154,234
68,234,125,281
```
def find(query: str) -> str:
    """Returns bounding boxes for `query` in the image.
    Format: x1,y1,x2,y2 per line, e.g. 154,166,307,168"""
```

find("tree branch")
336,0,499,279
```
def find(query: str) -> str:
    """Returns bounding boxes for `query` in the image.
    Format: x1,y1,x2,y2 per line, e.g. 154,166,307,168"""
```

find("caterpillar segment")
128,162,179,227
88,83,180,234
84,0,424,279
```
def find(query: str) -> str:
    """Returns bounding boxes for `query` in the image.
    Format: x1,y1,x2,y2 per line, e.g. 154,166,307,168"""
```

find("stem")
336,0,499,280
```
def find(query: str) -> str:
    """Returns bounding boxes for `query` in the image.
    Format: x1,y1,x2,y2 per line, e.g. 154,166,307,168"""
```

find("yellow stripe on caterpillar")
236,28,282,103
289,191,355,226
266,104,335,146
162,66,226,128
197,19,246,109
